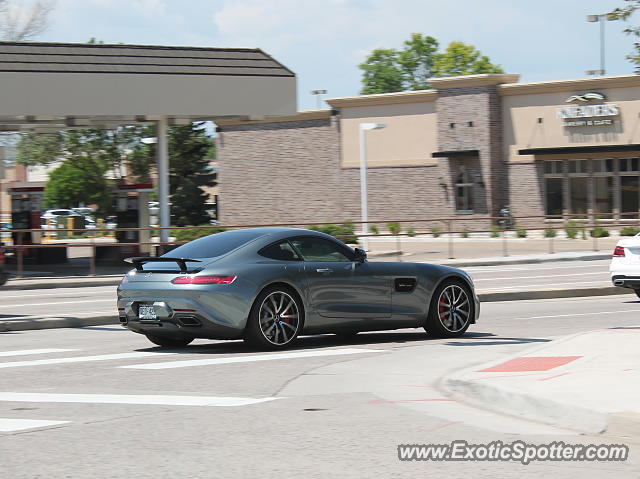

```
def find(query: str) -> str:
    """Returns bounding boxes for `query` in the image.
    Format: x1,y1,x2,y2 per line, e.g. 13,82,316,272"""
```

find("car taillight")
0,247,4,264
171,275,237,285
613,246,626,257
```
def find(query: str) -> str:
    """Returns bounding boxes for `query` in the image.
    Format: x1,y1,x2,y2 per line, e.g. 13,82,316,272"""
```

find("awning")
432,149,479,158
519,144,640,155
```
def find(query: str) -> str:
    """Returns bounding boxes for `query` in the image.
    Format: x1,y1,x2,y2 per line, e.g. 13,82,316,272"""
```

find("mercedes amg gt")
117,227,479,349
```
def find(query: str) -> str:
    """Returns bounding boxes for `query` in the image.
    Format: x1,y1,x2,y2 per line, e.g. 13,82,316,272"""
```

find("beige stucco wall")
503,83,640,163
339,101,437,168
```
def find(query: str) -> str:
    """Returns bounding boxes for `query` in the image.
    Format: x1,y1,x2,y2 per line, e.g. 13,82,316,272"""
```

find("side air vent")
176,315,202,327
395,278,417,292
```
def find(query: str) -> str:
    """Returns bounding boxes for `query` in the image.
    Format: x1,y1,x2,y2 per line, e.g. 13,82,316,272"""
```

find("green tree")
359,34,504,94
168,122,217,226
43,161,110,209
433,41,504,77
611,1,640,71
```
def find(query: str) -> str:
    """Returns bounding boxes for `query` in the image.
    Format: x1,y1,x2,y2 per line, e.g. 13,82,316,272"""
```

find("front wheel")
634,289,640,300
244,286,302,350
145,334,194,348
424,280,473,338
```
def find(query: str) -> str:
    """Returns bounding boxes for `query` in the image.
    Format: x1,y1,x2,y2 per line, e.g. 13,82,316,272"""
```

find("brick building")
216,73,640,228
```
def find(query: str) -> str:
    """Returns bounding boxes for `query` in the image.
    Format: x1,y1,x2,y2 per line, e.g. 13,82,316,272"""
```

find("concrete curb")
441,253,610,268
477,286,627,302
2,277,121,291
440,332,640,435
0,315,118,332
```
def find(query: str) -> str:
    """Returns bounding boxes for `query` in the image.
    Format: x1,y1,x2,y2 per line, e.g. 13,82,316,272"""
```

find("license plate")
138,305,157,320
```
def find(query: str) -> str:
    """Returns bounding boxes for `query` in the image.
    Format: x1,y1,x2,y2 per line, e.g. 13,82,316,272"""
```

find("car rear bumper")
611,275,640,290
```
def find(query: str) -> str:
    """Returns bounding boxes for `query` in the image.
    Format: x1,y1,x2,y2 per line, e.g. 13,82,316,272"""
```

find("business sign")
556,92,619,127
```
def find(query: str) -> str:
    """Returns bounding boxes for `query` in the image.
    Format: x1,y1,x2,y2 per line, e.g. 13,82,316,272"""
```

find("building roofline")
499,74,640,95
215,109,332,127
428,73,520,89
327,89,437,108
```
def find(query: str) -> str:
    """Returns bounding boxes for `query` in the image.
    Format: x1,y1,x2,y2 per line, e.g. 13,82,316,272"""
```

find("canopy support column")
156,116,170,245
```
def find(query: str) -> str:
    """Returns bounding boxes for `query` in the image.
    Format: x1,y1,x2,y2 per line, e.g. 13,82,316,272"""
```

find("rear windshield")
164,229,266,259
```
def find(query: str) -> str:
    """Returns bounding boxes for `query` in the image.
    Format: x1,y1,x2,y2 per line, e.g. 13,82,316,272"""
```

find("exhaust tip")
614,279,625,287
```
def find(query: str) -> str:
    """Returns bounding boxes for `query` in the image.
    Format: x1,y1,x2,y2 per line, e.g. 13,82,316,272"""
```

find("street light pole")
359,123,385,252
586,13,614,75
310,89,327,109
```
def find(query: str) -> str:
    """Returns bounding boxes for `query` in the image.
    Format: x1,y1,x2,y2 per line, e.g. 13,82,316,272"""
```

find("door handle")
316,268,333,273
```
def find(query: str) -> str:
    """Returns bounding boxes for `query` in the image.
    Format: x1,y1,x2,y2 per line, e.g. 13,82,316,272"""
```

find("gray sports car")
118,227,479,349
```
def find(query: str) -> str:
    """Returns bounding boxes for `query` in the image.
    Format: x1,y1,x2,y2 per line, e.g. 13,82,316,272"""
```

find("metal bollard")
447,221,454,259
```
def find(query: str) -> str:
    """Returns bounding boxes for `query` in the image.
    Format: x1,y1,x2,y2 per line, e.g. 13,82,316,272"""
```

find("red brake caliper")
438,296,447,322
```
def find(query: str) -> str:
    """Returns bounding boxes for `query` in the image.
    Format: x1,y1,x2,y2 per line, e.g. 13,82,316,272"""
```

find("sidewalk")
443,328,640,438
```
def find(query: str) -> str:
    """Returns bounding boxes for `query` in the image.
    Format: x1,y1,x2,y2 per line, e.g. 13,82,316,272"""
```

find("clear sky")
35,0,639,111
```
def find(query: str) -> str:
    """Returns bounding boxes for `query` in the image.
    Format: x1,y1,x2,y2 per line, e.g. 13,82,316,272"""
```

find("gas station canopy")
0,41,297,132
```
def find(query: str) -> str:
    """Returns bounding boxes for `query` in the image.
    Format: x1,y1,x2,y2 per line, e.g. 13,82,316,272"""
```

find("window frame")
287,235,356,263
257,240,303,262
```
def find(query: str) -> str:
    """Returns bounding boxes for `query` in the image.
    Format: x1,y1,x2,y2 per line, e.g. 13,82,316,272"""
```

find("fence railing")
1,213,636,279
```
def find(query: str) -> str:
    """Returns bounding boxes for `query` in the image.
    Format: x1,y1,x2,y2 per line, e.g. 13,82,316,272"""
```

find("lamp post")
359,122,386,252
586,13,615,76
310,89,327,109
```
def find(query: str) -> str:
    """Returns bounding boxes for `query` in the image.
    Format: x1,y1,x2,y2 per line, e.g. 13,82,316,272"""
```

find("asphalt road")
1,294,639,478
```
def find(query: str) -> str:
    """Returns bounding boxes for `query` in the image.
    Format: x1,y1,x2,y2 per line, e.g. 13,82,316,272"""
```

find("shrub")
173,226,226,243
620,226,640,236
460,227,470,238
309,223,358,244
590,226,610,238
490,226,500,238
516,228,527,238
565,220,580,239
369,224,379,235
386,222,401,235
544,228,557,238
430,226,442,238
407,226,416,237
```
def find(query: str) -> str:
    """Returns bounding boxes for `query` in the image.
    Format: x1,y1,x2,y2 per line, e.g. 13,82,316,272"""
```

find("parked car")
41,209,84,235
71,207,95,217
0,242,8,286
118,227,479,349
610,233,640,298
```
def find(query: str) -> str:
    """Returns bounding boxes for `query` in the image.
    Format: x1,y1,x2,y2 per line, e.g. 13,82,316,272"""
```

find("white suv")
610,233,640,298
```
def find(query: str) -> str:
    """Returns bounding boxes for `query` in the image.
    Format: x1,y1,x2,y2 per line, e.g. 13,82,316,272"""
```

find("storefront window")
621,176,639,213
455,166,473,212
545,178,563,215
569,177,588,215
594,177,613,214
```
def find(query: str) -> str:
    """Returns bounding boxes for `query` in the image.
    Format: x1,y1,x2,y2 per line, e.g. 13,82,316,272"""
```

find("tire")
244,285,303,350
0,273,7,287
634,290,640,300
424,279,474,338
146,334,194,348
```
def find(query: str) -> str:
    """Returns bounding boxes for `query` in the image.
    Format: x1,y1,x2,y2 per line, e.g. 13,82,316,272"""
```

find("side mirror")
353,247,367,263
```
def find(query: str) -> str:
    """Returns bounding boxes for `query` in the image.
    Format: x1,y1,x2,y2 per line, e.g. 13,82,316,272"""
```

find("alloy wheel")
258,291,300,345
437,284,470,333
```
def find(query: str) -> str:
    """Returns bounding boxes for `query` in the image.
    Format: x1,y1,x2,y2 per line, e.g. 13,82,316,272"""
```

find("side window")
290,237,353,262
259,241,301,261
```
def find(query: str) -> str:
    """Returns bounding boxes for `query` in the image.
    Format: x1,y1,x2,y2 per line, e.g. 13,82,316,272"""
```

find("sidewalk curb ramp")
440,331,640,436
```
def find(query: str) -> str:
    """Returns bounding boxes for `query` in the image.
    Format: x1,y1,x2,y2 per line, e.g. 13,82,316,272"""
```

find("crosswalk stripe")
121,347,386,370
0,352,176,369
0,349,78,358
0,392,278,407
0,418,70,432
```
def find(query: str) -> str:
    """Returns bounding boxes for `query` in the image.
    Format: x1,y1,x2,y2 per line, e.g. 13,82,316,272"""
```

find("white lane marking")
0,349,78,358
468,263,607,273
0,299,114,308
122,348,386,370
0,311,115,321
482,280,609,291
508,309,640,321
0,352,176,369
0,392,277,407
0,418,70,432
474,272,605,281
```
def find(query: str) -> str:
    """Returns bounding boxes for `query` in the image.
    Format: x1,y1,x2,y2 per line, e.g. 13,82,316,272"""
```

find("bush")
565,220,580,239
544,228,557,238
490,226,500,238
430,226,442,238
516,228,527,238
590,227,610,238
309,223,358,244
460,227,470,238
407,226,416,237
369,224,379,235
173,226,226,243
620,226,640,236
386,222,401,235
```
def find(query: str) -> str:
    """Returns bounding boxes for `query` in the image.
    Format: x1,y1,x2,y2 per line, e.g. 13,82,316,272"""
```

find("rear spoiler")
124,257,202,273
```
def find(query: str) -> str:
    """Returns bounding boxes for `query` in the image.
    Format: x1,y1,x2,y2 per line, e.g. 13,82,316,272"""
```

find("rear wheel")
244,286,302,350
145,334,194,348
424,280,473,338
